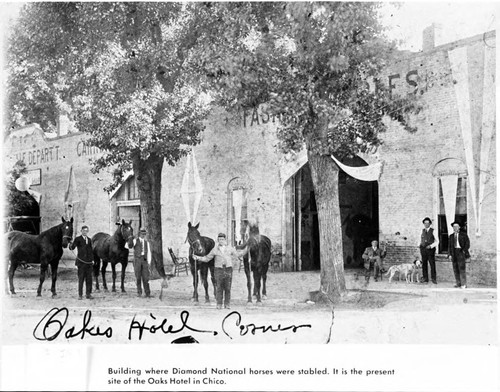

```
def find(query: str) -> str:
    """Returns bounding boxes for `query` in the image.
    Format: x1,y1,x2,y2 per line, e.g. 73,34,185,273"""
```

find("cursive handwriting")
128,310,218,340
32,308,311,342
221,311,312,339
33,307,113,341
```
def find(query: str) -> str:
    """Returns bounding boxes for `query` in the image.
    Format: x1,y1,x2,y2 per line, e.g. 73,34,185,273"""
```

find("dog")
385,259,422,283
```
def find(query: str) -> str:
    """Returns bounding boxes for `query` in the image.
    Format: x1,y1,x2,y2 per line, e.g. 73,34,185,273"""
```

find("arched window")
227,177,251,246
433,158,468,254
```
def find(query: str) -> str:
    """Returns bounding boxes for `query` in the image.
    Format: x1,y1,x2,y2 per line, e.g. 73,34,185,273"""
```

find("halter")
120,225,134,242
186,234,204,255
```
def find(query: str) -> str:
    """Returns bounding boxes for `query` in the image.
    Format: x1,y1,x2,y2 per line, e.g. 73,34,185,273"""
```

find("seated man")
362,240,387,282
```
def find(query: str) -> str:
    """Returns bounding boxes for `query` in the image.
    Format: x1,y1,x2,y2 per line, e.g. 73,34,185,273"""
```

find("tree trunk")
307,142,346,301
132,154,166,279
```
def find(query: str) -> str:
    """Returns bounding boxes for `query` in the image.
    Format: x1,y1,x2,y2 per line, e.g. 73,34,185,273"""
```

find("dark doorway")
292,158,379,271
339,156,379,268
296,164,320,271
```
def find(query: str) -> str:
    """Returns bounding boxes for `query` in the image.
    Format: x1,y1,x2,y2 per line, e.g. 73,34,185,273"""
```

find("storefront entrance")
283,157,378,271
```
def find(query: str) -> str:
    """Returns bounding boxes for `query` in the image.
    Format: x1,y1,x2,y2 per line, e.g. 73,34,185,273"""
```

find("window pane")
456,177,467,214
438,181,445,214
438,215,449,253
457,177,467,197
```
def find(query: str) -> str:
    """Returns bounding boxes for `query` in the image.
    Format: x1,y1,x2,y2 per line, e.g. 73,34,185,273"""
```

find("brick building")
5,29,496,285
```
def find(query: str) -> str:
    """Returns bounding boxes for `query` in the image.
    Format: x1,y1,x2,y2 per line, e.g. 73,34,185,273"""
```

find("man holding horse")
193,233,245,309
126,228,153,298
69,225,94,300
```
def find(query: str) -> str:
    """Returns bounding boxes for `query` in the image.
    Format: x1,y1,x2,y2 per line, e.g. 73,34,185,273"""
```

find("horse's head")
245,220,261,250
117,219,134,242
186,222,205,255
61,216,74,248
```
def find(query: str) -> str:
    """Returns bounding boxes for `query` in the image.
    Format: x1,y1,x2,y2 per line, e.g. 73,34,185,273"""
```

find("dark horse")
241,221,271,303
6,217,74,297
91,220,134,292
186,222,216,303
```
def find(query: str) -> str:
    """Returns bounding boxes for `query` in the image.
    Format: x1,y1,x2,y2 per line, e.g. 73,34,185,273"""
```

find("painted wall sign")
26,168,42,186
12,145,61,166
243,69,421,127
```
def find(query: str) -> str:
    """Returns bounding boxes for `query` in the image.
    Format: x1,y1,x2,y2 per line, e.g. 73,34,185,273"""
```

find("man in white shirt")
126,228,153,298
193,233,245,309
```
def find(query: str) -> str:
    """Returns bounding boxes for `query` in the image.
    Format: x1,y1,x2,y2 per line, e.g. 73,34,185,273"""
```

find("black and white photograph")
1,1,498,391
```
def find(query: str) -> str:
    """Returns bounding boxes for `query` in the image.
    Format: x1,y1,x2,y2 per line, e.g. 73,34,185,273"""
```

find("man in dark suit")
362,240,387,282
127,228,153,298
419,217,439,284
448,221,470,288
69,225,94,300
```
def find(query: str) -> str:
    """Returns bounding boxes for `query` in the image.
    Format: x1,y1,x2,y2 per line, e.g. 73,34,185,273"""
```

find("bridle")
120,225,134,242
186,233,204,255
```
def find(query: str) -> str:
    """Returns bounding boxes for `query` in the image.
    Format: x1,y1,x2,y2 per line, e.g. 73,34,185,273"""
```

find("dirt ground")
1,263,497,345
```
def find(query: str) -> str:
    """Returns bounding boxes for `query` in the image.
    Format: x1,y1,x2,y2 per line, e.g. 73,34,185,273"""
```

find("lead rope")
68,248,94,265
67,236,94,265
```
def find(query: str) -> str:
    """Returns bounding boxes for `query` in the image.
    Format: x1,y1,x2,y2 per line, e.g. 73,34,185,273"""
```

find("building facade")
5,29,496,285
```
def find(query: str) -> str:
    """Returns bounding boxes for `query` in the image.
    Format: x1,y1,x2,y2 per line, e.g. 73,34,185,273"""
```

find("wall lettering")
242,70,421,127
76,140,101,157
14,146,60,166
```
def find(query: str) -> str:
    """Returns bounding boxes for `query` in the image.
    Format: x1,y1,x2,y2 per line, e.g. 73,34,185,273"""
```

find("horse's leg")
120,261,127,293
111,262,117,292
244,257,252,303
50,261,59,297
93,257,101,291
200,265,210,303
101,259,108,291
190,262,199,302
8,262,18,295
37,262,49,297
262,262,269,300
253,269,262,303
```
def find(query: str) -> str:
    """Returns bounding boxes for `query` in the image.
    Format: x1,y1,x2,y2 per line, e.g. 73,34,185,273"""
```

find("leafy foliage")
7,2,211,190
5,160,36,217
186,2,420,157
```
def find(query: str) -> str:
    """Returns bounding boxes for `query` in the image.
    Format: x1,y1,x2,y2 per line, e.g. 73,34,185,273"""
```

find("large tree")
185,2,418,299
7,3,214,277
8,2,417,297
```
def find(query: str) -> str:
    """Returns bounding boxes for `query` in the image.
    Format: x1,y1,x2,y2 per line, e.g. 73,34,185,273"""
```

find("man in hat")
192,232,246,309
126,228,153,298
448,221,470,288
362,239,387,282
69,225,94,300
419,217,439,284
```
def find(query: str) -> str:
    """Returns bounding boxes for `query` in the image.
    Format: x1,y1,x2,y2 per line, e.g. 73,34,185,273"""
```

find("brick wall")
6,32,496,286
377,32,496,286
161,107,284,262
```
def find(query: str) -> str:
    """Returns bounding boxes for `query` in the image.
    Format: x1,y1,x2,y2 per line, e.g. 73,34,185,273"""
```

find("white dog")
385,259,422,283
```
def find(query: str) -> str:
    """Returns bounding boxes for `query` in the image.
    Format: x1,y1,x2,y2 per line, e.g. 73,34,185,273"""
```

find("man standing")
193,233,245,309
127,228,153,298
419,217,439,284
448,222,470,288
69,225,94,300
362,240,387,282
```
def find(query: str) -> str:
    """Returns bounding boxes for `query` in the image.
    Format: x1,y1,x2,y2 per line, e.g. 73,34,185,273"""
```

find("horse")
91,219,134,292
240,221,271,303
6,217,74,297
185,222,216,303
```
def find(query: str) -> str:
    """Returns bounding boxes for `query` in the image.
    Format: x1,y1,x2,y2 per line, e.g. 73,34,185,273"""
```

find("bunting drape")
440,175,459,235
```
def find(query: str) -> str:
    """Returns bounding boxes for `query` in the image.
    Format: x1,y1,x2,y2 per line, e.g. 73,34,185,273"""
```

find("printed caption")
108,366,396,386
